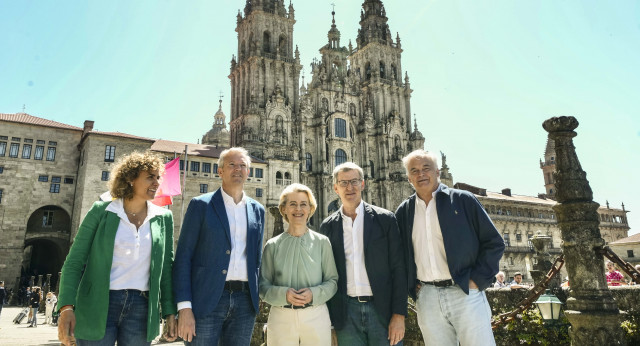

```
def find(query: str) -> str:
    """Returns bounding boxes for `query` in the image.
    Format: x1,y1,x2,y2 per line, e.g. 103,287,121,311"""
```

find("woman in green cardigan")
57,152,177,346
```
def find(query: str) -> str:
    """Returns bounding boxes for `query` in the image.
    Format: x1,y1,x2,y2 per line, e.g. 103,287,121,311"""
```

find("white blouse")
106,199,168,291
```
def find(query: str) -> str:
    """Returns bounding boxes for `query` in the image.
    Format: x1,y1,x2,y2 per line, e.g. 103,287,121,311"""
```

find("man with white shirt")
395,150,504,345
173,147,265,346
320,162,407,346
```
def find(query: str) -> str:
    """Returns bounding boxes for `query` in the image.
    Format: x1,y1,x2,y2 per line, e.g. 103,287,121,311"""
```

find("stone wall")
248,286,640,345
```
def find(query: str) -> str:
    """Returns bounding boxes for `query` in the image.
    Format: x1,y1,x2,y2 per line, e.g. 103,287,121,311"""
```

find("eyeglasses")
337,179,362,187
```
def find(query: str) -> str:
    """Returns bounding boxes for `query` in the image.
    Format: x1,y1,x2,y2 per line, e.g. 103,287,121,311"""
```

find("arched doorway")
22,206,71,291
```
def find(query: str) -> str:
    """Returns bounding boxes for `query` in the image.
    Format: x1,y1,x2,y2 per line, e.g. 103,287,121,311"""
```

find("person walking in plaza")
174,147,265,346
44,291,57,324
396,150,505,346
27,287,41,327
260,183,338,345
320,162,407,346
57,151,177,346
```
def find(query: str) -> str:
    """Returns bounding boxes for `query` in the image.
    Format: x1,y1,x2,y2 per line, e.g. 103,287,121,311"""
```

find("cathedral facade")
220,0,424,230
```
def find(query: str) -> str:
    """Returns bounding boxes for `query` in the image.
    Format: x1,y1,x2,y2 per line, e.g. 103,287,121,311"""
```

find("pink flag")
152,157,181,206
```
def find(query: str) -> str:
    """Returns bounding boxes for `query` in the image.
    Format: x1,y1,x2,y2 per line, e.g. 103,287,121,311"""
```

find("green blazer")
58,201,177,342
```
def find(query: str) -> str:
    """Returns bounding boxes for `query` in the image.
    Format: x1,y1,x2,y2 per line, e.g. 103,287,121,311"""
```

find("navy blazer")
173,188,265,317
395,184,505,299
319,202,407,330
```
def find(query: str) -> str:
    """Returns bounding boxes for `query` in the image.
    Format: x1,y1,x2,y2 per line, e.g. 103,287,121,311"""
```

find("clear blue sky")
1,0,639,234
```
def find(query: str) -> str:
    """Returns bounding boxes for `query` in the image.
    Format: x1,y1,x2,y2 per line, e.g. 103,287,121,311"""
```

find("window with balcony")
9,143,19,157
335,118,347,138
22,144,32,159
34,145,44,160
46,147,56,161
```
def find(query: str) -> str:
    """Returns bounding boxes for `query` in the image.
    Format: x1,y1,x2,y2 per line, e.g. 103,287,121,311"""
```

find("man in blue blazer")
320,162,407,346
174,147,265,346
395,150,504,345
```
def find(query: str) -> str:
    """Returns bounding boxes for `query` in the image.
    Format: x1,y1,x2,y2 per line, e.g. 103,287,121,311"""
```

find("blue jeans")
186,290,257,346
76,289,150,346
415,284,495,346
29,307,38,326
336,297,401,346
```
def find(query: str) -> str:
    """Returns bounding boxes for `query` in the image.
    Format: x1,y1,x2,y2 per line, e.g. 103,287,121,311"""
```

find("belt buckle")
357,296,367,303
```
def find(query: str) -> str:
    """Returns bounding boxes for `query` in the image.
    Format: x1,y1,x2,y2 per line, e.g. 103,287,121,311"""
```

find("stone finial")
542,116,592,203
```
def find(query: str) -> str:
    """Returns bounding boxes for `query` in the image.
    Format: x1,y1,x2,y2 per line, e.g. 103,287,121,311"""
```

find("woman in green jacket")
57,151,177,346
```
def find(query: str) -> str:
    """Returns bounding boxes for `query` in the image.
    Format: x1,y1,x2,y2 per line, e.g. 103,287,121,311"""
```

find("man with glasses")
174,147,265,346
395,150,504,345
320,162,407,346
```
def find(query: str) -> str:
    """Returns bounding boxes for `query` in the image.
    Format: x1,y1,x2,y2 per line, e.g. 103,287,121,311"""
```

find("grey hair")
218,147,251,169
332,162,364,184
496,271,505,279
402,149,439,174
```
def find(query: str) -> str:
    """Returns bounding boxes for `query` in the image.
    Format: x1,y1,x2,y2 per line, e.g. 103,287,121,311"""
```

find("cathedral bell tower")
229,0,302,160
540,138,557,199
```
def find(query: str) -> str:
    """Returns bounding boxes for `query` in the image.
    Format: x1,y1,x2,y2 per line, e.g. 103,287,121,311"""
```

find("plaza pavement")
0,305,183,346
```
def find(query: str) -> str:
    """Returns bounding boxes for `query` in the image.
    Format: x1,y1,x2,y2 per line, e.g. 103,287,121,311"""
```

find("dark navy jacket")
173,188,265,317
395,184,504,299
320,202,407,330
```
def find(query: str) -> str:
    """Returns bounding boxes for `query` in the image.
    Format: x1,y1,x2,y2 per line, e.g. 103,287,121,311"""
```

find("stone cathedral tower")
299,0,425,228
229,0,303,210
226,0,425,231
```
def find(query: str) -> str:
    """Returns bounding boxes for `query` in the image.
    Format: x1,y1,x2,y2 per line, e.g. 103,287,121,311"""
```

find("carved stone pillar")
269,206,285,239
543,116,626,345
529,232,560,292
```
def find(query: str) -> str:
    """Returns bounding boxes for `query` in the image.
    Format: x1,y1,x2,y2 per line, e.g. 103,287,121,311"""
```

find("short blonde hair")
402,149,439,174
218,147,251,169
109,151,164,200
278,183,317,223
332,162,364,184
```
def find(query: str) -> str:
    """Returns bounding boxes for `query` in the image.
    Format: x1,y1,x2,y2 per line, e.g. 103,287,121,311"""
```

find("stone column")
529,232,561,292
45,274,52,293
56,272,62,297
269,206,285,239
543,116,626,345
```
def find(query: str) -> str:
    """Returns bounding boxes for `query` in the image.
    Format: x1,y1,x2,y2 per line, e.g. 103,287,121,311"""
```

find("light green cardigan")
58,201,177,342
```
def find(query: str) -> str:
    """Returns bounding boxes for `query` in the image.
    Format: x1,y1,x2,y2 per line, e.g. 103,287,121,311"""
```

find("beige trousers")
267,304,332,346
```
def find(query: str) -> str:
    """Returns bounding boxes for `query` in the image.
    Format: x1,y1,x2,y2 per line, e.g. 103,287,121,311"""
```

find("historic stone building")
0,113,271,290
0,0,632,291
444,141,630,283
225,0,424,230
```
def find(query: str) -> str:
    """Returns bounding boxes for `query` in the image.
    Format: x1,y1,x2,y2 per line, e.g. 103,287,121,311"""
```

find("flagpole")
180,145,188,231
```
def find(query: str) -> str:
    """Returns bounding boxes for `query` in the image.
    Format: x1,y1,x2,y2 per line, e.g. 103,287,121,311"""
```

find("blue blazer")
173,188,265,316
395,184,505,299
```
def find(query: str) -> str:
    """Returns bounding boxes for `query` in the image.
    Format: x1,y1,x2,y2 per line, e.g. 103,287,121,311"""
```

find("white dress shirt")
413,186,452,282
106,199,168,291
221,188,249,282
178,188,250,311
341,201,373,297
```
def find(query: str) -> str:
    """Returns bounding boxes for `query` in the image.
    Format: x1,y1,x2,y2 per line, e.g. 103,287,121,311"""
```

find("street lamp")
535,289,563,324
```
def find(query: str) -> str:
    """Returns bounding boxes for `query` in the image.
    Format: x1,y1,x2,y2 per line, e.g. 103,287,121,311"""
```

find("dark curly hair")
108,151,164,200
